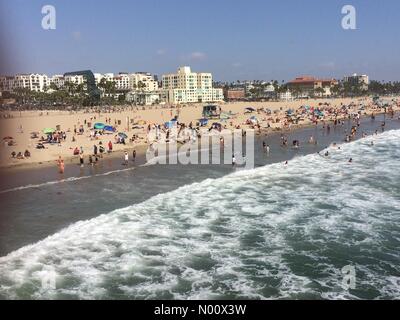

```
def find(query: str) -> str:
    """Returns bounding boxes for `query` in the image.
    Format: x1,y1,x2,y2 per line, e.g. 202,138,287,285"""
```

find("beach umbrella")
164,121,176,129
3,136,14,140
245,107,255,112
199,118,208,126
103,125,115,132
94,123,105,130
118,132,128,139
43,128,55,134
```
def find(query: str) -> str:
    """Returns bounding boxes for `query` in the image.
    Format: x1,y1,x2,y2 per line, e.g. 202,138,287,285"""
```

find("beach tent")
103,125,115,132
94,123,105,130
202,105,220,118
43,128,55,134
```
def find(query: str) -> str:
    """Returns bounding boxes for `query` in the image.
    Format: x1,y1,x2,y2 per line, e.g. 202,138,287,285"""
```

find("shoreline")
0,111,399,193
0,97,399,171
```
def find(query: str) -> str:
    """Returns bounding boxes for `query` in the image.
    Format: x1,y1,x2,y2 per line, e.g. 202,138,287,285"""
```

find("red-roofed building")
287,76,338,97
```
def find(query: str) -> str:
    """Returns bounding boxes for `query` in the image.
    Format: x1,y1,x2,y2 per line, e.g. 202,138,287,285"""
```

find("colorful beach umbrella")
94,123,105,130
43,128,55,134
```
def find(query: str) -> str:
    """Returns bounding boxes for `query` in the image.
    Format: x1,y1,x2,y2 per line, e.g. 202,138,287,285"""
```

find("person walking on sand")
108,141,113,153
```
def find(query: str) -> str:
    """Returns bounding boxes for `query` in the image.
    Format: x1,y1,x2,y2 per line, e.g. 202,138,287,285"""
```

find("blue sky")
0,0,399,81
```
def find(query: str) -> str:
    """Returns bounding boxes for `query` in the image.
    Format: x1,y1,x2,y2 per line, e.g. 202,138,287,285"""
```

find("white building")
343,74,369,90
49,75,65,90
0,76,14,92
279,90,293,101
162,66,223,104
64,74,85,85
113,73,130,91
12,74,49,92
129,72,158,91
126,91,164,106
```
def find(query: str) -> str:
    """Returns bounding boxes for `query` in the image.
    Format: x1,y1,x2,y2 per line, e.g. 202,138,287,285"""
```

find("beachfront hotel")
6,73,50,93
287,76,339,97
162,66,224,104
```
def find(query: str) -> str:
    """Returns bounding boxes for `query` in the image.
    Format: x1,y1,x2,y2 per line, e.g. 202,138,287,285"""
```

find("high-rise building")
162,66,223,104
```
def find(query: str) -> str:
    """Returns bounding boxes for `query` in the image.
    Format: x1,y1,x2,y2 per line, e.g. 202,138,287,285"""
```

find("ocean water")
0,128,399,300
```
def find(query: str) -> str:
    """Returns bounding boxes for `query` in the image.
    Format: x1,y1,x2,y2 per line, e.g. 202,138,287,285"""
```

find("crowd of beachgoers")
0,97,399,170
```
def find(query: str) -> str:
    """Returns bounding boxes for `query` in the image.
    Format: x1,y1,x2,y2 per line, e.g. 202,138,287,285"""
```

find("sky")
0,0,399,82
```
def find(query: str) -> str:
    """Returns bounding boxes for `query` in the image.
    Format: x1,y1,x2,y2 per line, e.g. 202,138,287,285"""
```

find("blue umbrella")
103,125,115,132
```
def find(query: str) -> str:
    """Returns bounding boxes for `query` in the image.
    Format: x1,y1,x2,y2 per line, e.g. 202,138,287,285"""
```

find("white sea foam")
1,130,400,299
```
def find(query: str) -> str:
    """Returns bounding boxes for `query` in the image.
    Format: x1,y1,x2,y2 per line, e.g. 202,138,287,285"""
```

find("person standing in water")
132,149,136,162
57,156,64,174
124,151,129,165
79,152,84,167
232,154,236,166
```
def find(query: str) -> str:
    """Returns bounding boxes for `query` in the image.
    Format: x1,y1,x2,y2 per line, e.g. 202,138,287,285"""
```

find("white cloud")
232,62,242,68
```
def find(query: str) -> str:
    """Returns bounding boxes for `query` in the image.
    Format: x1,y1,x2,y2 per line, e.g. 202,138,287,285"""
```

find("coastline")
4,97,395,169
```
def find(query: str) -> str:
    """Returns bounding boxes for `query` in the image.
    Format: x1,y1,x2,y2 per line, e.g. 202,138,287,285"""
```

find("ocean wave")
0,130,400,299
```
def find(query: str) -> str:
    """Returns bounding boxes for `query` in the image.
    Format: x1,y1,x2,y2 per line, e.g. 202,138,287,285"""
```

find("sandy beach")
0,97,398,169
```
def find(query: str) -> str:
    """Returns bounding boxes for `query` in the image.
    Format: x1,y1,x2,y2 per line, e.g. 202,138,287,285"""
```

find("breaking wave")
1,130,400,299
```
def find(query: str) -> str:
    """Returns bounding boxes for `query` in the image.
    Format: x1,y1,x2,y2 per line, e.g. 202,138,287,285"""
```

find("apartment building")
11,74,49,92
129,72,158,91
162,66,223,104
343,74,369,90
